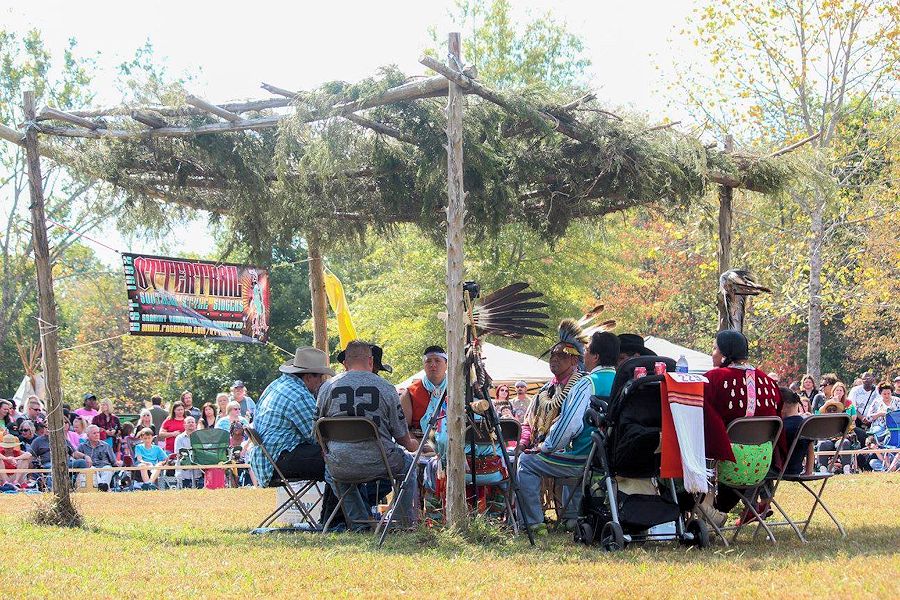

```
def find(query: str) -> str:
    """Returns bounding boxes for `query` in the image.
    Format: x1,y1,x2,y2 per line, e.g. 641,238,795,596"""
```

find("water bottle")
676,354,689,374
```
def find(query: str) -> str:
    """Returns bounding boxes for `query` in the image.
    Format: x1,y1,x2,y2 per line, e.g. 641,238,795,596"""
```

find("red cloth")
660,374,705,480
2,448,23,470
703,367,784,463
406,380,431,428
160,418,185,453
204,468,225,489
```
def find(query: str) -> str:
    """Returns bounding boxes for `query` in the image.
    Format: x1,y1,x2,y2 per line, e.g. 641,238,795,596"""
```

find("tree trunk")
806,192,824,379
444,31,468,531
307,233,329,355
23,90,79,525
717,136,734,332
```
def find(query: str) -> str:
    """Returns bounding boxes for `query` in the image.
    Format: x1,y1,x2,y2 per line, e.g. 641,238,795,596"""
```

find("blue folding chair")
885,410,900,448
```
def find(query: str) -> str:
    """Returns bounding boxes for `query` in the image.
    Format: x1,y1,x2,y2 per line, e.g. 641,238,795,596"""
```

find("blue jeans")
517,452,584,526
325,450,416,528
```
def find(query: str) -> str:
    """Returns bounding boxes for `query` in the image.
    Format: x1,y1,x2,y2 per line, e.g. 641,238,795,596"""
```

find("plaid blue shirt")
249,373,318,487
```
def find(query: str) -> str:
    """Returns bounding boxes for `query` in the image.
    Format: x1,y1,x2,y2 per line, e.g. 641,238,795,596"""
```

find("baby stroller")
573,356,709,550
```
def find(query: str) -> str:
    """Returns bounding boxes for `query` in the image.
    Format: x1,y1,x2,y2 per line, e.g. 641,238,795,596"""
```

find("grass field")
3,473,898,599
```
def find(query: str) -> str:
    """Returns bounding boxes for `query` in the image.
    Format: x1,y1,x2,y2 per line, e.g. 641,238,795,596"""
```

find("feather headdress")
540,318,590,361
539,302,618,369
469,282,549,339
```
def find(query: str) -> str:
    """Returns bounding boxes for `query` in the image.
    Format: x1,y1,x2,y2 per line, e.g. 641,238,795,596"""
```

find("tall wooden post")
23,91,78,524
717,134,734,332
444,32,467,530
307,233,329,355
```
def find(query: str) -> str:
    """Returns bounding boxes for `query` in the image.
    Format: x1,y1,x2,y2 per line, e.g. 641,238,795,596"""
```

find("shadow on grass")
82,518,900,563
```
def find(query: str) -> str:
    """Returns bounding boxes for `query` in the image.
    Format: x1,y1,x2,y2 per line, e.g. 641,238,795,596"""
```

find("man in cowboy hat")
248,347,335,488
617,333,656,366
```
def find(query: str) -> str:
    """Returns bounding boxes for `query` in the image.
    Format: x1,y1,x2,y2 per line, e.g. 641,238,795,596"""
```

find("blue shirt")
134,443,168,464
248,374,318,486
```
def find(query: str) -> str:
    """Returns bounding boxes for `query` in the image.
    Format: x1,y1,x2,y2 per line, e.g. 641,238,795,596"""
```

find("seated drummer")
318,341,419,528
248,347,334,487
400,345,447,439
518,332,620,535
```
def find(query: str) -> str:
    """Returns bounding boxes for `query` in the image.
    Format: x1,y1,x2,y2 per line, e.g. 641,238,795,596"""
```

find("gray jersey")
317,370,408,479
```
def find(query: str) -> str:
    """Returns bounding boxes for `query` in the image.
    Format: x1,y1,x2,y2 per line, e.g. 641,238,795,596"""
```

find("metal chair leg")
259,480,319,529
731,490,776,544
799,479,845,537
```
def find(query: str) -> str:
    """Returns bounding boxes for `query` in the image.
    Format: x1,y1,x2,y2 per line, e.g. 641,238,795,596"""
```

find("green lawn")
4,473,898,599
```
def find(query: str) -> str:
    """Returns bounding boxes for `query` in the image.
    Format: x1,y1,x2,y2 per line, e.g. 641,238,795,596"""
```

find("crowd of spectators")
0,379,257,492
774,370,900,473
1,361,897,499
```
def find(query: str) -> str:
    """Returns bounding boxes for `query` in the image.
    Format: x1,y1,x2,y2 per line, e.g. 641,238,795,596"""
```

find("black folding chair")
245,425,323,530
763,413,852,542
315,417,402,535
719,416,783,544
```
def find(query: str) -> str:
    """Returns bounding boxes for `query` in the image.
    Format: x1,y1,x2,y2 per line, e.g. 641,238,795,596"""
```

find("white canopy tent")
643,335,714,373
399,342,552,389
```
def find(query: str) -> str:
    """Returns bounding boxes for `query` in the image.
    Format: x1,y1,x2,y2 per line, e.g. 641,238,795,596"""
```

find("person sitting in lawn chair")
78,425,122,491
134,427,168,490
174,416,204,488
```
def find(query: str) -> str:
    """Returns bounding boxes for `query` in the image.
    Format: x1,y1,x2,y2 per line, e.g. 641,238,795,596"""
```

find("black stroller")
573,356,710,550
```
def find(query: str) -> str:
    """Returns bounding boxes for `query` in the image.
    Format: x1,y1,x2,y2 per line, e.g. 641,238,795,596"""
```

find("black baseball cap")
336,343,393,373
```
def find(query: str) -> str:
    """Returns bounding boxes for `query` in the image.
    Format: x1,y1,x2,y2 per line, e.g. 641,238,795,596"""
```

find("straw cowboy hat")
279,347,336,376
820,399,847,414
1,434,21,449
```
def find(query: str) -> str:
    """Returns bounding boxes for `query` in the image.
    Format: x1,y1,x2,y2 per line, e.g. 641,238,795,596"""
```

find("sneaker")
97,483,109,492
528,523,549,536
843,464,852,475
562,519,579,533
704,507,728,528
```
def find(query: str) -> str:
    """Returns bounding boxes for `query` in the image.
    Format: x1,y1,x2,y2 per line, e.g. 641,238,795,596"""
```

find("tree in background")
681,0,900,377
437,0,590,90
0,30,149,397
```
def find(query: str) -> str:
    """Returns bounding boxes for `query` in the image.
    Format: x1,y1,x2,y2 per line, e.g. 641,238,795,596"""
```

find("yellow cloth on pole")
323,270,357,350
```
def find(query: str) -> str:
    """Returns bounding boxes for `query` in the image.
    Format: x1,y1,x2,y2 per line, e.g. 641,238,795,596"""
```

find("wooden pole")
717,134,734,332
444,32,467,531
22,90,78,524
307,233,329,355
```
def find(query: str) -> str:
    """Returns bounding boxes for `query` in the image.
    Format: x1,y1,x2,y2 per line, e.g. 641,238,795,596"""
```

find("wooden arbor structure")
0,33,788,528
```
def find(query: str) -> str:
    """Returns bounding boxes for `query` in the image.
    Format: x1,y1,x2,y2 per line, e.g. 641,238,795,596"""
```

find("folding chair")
315,417,403,535
180,428,230,489
189,428,230,464
885,410,900,448
763,413,852,542
245,425,323,530
719,416,783,544
499,418,521,458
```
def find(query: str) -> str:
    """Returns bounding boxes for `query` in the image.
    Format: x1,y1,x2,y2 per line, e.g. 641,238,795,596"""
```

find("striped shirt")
540,367,615,466
248,374,318,487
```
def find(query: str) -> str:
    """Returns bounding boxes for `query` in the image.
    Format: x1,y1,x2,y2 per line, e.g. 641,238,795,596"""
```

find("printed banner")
122,253,270,343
